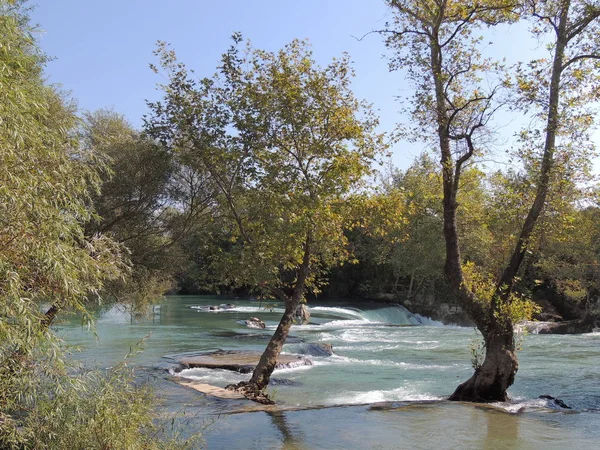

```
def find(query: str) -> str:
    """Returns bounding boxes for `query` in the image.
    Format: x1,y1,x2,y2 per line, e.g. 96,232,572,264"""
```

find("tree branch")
562,53,600,70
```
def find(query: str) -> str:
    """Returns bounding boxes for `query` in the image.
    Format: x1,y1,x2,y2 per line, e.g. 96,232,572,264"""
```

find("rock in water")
294,303,310,324
521,316,597,334
539,395,572,409
244,317,266,329
189,304,236,312
297,343,334,357
173,350,312,373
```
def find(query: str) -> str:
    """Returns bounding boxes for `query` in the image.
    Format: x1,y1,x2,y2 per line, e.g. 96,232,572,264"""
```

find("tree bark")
42,304,60,330
449,323,517,402
494,1,569,303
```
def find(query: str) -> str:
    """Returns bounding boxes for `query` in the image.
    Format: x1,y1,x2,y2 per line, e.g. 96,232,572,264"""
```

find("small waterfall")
358,305,422,325
309,306,365,320
309,304,425,326
517,320,554,334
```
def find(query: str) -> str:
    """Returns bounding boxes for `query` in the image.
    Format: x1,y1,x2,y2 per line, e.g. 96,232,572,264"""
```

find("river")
57,295,600,449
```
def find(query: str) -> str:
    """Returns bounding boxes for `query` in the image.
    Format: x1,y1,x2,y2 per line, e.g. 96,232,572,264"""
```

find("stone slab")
177,381,246,399
175,350,312,373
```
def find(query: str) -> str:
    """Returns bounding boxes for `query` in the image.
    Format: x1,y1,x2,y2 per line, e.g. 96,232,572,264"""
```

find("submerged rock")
539,395,572,409
270,378,302,386
243,317,266,329
297,343,334,357
172,349,312,373
189,303,237,312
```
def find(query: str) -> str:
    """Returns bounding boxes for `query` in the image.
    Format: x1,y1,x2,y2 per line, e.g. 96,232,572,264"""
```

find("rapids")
57,296,600,449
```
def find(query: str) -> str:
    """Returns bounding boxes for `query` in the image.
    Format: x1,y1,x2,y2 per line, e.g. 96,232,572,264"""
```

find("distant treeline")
85,110,599,317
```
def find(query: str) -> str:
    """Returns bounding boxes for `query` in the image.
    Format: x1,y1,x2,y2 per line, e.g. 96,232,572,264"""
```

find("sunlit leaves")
462,261,540,323
147,37,386,298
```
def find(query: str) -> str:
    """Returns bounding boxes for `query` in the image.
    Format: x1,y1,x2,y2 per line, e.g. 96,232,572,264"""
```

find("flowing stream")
57,296,600,449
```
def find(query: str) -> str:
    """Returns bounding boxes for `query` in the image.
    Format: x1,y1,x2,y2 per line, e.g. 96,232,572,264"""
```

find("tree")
384,0,600,402
385,154,495,299
383,0,524,403
0,3,195,446
82,110,216,312
147,37,385,402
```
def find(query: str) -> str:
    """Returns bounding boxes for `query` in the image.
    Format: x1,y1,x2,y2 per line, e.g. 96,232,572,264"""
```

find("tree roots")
225,381,275,405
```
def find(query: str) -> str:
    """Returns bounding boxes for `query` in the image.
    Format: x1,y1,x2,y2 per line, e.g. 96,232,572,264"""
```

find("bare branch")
562,53,600,70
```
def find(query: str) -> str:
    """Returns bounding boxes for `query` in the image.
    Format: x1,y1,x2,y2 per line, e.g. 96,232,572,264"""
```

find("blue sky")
31,1,598,173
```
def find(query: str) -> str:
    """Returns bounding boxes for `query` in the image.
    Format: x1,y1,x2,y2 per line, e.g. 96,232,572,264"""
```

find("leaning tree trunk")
441,148,519,403
226,238,311,404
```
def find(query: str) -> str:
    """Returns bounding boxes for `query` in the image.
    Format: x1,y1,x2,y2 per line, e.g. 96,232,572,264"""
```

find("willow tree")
0,0,155,445
147,37,385,402
385,0,600,402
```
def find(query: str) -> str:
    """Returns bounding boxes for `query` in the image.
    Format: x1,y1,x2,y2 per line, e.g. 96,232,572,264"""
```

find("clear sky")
31,1,598,173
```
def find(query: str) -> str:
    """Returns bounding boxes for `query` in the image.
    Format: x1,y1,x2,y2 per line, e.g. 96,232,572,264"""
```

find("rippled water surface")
57,296,600,449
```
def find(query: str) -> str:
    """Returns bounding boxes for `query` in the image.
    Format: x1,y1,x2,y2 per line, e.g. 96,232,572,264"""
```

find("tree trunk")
250,295,301,388
449,322,517,402
428,27,519,402
42,304,60,330
226,235,312,404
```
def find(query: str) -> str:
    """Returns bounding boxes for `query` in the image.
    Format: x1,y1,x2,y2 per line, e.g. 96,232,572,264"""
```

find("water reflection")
483,409,520,449
267,411,306,450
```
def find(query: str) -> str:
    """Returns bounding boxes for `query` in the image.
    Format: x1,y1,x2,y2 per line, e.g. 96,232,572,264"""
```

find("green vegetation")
0,2,198,447
1,0,600,445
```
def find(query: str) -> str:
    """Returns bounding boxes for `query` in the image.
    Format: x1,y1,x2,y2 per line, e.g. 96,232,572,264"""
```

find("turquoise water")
57,296,600,449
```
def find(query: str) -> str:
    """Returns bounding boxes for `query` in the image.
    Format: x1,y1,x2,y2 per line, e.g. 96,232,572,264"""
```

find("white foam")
492,398,551,413
315,355,455,370
231,306,285,314
177,367,248,385
334,341,440,352
328,386,442,405
336,328,402,343
272,364,314,374
190,305,286,314
290,319,375,332
412,314,446,327
516,320,556,334
584,331,600,337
